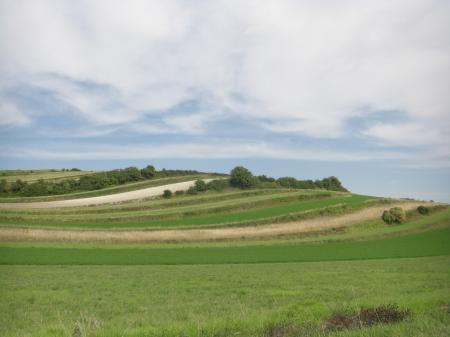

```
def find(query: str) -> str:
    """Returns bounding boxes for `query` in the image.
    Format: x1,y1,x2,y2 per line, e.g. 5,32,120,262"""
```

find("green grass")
1,256,448,337
0,169,96,183
1,225,449,265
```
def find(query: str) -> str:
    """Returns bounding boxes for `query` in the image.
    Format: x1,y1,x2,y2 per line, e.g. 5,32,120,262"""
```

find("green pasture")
1,224,449,265
1,255,448,337
0,169,96,183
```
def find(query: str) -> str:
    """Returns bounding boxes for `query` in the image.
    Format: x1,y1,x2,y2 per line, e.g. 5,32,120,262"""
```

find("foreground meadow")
1,256,449,337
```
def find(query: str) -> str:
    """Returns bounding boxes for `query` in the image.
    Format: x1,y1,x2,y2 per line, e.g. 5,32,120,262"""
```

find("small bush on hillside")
382,207,406,224
174,190,185,196
230,166,258,189
194,179,207,192
162,189,172,198
0,179,8,193
186,186,198,195
417,205,430,215
206,179,229,191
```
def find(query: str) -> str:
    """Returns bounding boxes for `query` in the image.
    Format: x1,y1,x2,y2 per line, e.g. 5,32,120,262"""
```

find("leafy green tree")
229,166,257,189
141,165,156,179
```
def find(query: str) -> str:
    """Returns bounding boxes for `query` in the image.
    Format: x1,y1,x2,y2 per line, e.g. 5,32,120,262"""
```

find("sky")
0,0,449,201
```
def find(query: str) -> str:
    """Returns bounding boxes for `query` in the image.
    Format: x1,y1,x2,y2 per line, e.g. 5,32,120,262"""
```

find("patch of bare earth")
0,202,427,243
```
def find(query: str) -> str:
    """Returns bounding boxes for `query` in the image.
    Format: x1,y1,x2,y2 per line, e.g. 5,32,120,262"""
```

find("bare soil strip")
0,202,426,243
0,180,214,209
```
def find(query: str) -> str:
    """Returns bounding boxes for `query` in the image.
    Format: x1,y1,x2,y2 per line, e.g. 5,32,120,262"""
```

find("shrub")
417,205,430,215
206,179,229,191
162,189,172,198
0,179,8,193
229,166,257,189
382,207,406,224
194,179,207,192
174,190,185,196
186,186,198,195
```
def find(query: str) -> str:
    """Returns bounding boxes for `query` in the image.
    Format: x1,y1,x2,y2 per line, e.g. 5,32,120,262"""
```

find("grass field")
1,169,449,337
0,169,96,183
1,256,448,337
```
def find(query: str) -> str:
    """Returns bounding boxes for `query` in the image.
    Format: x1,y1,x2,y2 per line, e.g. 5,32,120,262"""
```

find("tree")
186,186,198,195
195,179,207,192
141,165,156,179
162,189,172,198
229,166,257,189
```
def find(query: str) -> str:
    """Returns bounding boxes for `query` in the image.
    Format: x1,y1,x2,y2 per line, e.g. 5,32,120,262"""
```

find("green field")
0,169,96,183
1,256,449,337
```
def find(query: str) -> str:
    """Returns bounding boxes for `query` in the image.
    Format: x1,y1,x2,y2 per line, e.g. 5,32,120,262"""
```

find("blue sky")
0,0,449,201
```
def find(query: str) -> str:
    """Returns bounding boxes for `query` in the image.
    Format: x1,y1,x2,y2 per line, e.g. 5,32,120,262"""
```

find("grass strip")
1,226,448,265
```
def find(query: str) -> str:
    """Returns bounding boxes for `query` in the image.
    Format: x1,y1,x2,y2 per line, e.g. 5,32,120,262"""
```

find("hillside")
0,166,449,337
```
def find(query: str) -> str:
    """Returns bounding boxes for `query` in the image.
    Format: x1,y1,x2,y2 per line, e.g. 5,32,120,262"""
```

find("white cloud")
0,100,30,126
364,122,449,146
0,0,449,161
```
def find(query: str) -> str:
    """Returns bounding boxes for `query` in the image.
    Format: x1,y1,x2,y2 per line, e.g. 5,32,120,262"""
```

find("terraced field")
1,169,449,337
0,169,96,182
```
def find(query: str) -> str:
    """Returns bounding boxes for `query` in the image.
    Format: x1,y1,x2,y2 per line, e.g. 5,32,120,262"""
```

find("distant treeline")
0,166,210,197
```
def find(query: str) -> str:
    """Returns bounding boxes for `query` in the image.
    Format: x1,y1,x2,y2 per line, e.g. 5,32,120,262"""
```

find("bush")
206,179,229,191
382,207,406,224
229,166,257,189
186,186,198,195
174,190,185,196
417,205,430,215
162,189,172,198
0,179,8,193
194,179,207,192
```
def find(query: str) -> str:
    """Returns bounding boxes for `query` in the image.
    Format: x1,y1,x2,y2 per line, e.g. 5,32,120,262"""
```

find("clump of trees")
230,166,258,189
382,207,406,224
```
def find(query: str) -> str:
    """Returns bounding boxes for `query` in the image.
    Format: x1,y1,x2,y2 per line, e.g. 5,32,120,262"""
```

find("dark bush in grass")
162,189,172,198
186,186,198,195
324,304,409,331
194,179,207,192
206,179,229,191
382,207,406,224
418,205,430,215
0,179,8,193
174,190,185,196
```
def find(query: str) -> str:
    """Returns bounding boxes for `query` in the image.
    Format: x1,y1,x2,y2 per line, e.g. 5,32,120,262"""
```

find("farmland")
0,168,449,337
